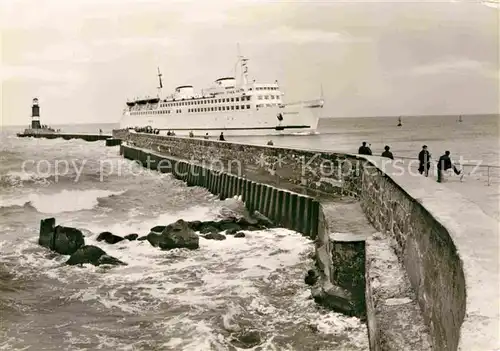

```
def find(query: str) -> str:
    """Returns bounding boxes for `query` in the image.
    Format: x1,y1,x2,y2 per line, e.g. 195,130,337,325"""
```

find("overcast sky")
0,0,498,126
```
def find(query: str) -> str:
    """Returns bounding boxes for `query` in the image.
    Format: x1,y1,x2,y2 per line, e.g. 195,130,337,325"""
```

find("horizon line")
1,113,498,128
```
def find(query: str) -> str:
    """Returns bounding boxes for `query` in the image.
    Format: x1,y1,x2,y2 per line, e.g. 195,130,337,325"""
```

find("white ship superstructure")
120,54,323,136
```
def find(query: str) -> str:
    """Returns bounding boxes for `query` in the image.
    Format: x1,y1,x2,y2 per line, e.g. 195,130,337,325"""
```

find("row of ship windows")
256,103,280,108
132,111,172,115
159,95,251,108
153,94,280,108
254,87,279,91
188,105,252,112
257,95,279,100
130,104,252,115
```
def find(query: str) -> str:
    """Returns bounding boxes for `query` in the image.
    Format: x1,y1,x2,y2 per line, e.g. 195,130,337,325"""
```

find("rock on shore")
96,231,125,244
38,218,126,266
203,233,226,241
145,211,273,249
149,211,273,237
124,234,139,241
38,211,274,264
39,217,85,255
311,281,357,317
147,219,199,250
66,245,127,266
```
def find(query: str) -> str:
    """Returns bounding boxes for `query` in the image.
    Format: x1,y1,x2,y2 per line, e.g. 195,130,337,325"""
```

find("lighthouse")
31,98,41,129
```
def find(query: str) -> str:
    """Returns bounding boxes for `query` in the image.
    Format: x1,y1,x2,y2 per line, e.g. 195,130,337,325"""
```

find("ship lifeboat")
136,100,147,105
147,97,160,104
126,101,136,107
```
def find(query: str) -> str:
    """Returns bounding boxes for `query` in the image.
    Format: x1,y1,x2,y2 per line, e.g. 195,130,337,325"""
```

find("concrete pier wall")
114,130,497,351
105,138,122,147
121,145,321,239
17,132,111,141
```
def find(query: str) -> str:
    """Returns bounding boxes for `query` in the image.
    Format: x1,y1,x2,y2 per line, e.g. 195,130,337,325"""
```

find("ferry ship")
120,54,324,136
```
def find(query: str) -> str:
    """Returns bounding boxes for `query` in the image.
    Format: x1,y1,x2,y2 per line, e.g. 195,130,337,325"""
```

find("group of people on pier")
133,126,160,134
131,126,229,140
358,142,461,183
187,131,225,140
418,146,462,182
190,131,226,141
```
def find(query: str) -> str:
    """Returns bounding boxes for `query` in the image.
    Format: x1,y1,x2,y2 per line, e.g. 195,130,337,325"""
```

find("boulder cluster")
38,211,275,267
38,217,128,266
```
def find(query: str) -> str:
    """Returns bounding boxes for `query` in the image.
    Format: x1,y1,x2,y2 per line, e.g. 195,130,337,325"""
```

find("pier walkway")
364,156,499,351
387,156,500,221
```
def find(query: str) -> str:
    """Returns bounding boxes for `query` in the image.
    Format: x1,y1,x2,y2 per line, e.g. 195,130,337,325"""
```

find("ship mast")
236,43,249,86
156,67,163,97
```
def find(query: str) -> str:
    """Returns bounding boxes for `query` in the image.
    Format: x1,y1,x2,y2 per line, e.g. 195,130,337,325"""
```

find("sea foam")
0,200,369,350
0,188,125,214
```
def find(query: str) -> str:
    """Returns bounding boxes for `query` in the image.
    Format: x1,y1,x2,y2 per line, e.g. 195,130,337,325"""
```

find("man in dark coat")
418,145,431,177
358,141,372,155
437,151,461,183
381,145,394,159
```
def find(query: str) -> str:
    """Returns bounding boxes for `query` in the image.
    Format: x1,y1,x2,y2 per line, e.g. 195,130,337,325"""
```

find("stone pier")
17,132,112,141
114,130,499,351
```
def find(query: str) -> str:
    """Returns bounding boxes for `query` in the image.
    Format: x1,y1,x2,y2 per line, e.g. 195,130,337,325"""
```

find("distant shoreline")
319,113,499,119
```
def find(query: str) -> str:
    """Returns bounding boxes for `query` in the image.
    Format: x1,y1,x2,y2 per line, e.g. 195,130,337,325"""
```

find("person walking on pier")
437,151,461,183
418,145,431,177
219,132,225,141
381,145,394,159
204,133,209,139
358,141,372,155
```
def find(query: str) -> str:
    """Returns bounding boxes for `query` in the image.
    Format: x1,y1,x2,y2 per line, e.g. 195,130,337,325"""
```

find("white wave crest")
1,170,52,186
0,189,125,214
0,201,369,350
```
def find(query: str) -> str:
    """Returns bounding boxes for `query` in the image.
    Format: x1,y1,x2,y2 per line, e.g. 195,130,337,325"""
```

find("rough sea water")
0,132,368,350
238,114,500,166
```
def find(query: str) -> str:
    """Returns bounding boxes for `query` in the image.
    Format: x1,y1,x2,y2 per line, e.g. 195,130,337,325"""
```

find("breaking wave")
0,203,369,350
0,170,53,187
0,189,126,214
0,127,369,350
